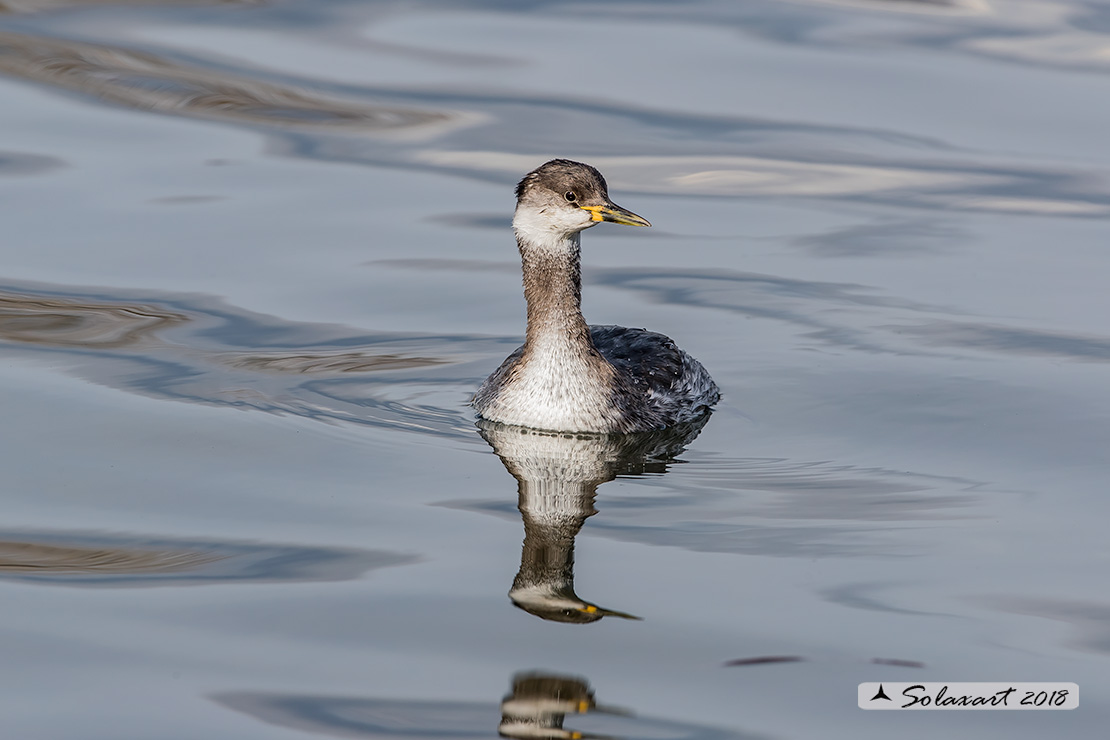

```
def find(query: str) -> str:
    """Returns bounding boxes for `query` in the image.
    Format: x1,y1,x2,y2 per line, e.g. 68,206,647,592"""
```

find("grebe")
473,159,719,433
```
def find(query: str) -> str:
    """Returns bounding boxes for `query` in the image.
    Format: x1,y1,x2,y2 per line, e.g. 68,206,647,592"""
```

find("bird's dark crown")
515,159,609,203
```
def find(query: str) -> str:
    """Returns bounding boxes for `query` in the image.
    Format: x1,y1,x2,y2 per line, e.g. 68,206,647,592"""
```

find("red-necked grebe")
473,159,719,433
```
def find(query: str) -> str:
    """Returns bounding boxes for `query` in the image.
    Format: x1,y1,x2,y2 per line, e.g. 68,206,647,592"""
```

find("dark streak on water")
0,530,415,587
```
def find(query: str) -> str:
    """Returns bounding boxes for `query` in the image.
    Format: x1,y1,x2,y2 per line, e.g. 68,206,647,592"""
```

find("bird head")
513,159,650,246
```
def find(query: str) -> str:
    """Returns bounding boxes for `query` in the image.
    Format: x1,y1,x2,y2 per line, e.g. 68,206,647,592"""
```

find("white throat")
513,204,592,255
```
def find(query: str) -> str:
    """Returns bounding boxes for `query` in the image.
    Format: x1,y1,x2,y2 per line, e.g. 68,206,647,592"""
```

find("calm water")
1,0,1108,737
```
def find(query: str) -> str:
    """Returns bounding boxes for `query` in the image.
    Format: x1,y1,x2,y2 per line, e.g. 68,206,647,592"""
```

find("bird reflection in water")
216,669,772,740
478,416,710,623
500,672,629,740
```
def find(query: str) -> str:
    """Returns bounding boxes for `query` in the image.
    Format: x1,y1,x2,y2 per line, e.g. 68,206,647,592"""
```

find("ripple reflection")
0,30,464,133
0,281,492,439
416,150,1110,217
0,530,415,587
0,0,256,13
979,595,1110,656
0,290,186,347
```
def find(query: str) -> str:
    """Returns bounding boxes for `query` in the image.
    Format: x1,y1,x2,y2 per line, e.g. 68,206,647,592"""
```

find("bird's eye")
564,191,577,202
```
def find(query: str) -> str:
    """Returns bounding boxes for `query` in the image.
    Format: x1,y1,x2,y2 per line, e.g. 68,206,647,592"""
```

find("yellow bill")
580,203,651,227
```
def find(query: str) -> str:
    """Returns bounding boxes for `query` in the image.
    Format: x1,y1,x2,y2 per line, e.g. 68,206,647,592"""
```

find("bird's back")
590,325,720,429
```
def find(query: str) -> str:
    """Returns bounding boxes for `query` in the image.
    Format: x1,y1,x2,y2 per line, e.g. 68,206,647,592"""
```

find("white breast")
480,336,621,433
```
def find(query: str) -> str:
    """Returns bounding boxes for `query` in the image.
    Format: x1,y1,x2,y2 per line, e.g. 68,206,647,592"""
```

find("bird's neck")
518,232,592,350
496,228,622,434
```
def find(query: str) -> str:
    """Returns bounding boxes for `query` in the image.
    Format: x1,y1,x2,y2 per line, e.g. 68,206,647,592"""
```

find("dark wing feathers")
589,325,685,397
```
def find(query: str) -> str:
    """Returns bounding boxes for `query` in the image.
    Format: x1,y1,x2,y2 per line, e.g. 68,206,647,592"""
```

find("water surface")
1,1,1108,738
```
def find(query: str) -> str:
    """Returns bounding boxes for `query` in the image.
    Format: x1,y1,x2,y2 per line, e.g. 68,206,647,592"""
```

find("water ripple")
0,0,257,13
0,530,416,587
0,281,493,440
883,320,1110,362
978,595,1110,655
0,149,64,175
0,30,469,133
415,150,1110,217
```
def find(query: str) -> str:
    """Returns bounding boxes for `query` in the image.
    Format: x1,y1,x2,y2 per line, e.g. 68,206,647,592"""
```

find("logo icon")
870,684,892,702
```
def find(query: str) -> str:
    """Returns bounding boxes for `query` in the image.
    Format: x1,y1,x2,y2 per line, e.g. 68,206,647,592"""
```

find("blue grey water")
1,0,1108,737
